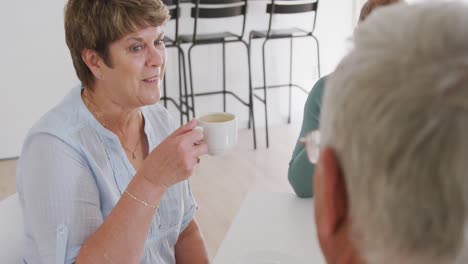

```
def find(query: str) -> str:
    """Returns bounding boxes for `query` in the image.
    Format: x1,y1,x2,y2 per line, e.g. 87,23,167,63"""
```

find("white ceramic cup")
196,112,237,156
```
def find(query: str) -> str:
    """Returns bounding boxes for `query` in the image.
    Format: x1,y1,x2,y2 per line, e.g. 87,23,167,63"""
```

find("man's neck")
324,223,364,264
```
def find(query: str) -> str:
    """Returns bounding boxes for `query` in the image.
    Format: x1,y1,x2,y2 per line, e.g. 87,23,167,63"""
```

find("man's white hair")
320,1,468,263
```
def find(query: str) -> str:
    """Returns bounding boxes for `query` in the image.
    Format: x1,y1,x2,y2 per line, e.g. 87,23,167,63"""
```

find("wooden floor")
0,123,301,259
0,159,16,201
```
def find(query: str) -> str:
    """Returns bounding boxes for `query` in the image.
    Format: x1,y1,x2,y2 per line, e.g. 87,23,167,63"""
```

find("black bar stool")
249,0,321,148
161,0,190,125
178,0,257,149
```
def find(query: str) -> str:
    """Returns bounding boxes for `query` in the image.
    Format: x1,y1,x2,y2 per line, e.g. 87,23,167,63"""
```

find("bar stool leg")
243,39,257,149
312,35,321,78
247,34,253,130
176,47,185,125
177,47,183,123
262,40,270,148
163,75,168,109
188,45,197,118
222,41,227,112
178,46,190,122
288,38,294,124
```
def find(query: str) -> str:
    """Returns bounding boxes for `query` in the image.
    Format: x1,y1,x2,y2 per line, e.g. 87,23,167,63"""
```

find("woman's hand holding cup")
141,119,208,189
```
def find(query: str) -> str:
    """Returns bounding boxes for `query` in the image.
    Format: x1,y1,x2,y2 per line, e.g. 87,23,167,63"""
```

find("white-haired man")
311,1,468,263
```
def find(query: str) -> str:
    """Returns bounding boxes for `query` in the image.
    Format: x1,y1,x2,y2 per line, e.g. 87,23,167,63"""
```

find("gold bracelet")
124,190,159,209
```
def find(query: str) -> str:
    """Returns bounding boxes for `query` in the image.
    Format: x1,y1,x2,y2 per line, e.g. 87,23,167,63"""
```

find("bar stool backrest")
266,0,319,37
163,0,182,44
190,0,248,42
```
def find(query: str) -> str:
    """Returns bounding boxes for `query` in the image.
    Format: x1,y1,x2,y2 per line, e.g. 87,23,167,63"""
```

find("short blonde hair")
64,0,170,88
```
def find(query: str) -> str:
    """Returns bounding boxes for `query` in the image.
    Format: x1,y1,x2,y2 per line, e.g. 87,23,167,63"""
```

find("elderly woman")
16,0,209,263
288,0,401,198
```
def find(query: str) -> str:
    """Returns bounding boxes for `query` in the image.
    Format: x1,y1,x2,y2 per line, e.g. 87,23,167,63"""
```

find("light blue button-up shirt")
16,86,197,264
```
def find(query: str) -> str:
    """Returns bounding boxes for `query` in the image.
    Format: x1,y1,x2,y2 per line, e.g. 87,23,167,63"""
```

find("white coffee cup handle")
194,126,204,145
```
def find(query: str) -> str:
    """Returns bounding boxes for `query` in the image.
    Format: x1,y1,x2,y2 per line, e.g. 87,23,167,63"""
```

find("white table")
213,192,325,264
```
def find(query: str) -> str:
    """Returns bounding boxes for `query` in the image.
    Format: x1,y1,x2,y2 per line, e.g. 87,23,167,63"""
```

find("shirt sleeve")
179,180,198,233
288,76,327,198
17,133,103,264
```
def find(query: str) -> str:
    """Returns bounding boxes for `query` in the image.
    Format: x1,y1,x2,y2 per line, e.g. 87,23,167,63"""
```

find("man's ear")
317,147,348,236
81,49,103,80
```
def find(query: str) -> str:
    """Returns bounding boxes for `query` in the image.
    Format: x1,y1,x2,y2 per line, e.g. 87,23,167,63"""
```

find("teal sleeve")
288,76,326,198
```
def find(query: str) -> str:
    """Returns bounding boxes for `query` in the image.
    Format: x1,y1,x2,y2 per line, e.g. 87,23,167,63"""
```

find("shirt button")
57,225,67,236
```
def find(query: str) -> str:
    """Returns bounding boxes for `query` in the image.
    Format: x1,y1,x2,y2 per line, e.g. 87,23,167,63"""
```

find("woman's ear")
81,49,103,80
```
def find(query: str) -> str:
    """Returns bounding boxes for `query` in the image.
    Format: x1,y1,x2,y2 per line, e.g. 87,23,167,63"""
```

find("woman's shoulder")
309,75,328,98
304,75,328,111
25,86,87,147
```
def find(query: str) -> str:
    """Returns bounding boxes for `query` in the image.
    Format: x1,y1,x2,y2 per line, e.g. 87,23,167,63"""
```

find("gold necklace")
82,89,142,160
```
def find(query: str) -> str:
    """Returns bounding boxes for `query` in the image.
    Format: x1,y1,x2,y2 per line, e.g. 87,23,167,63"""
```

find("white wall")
0,0,354,159
1,0,77,159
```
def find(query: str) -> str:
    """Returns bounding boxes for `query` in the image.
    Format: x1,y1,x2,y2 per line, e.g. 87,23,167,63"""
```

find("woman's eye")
130,45,143,52
154,39,164,46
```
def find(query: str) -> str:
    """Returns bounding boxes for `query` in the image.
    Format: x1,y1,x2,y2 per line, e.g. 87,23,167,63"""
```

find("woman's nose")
147,45,165,67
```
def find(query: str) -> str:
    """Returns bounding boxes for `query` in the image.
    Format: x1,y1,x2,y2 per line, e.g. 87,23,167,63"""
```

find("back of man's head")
320,1,468,264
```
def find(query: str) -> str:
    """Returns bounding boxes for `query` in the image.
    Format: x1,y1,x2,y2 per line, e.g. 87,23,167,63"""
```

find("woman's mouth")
143,76,159,83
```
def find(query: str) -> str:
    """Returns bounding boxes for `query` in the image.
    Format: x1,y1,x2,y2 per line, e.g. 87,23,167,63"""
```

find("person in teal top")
288,0,401,198
288,76,326,197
